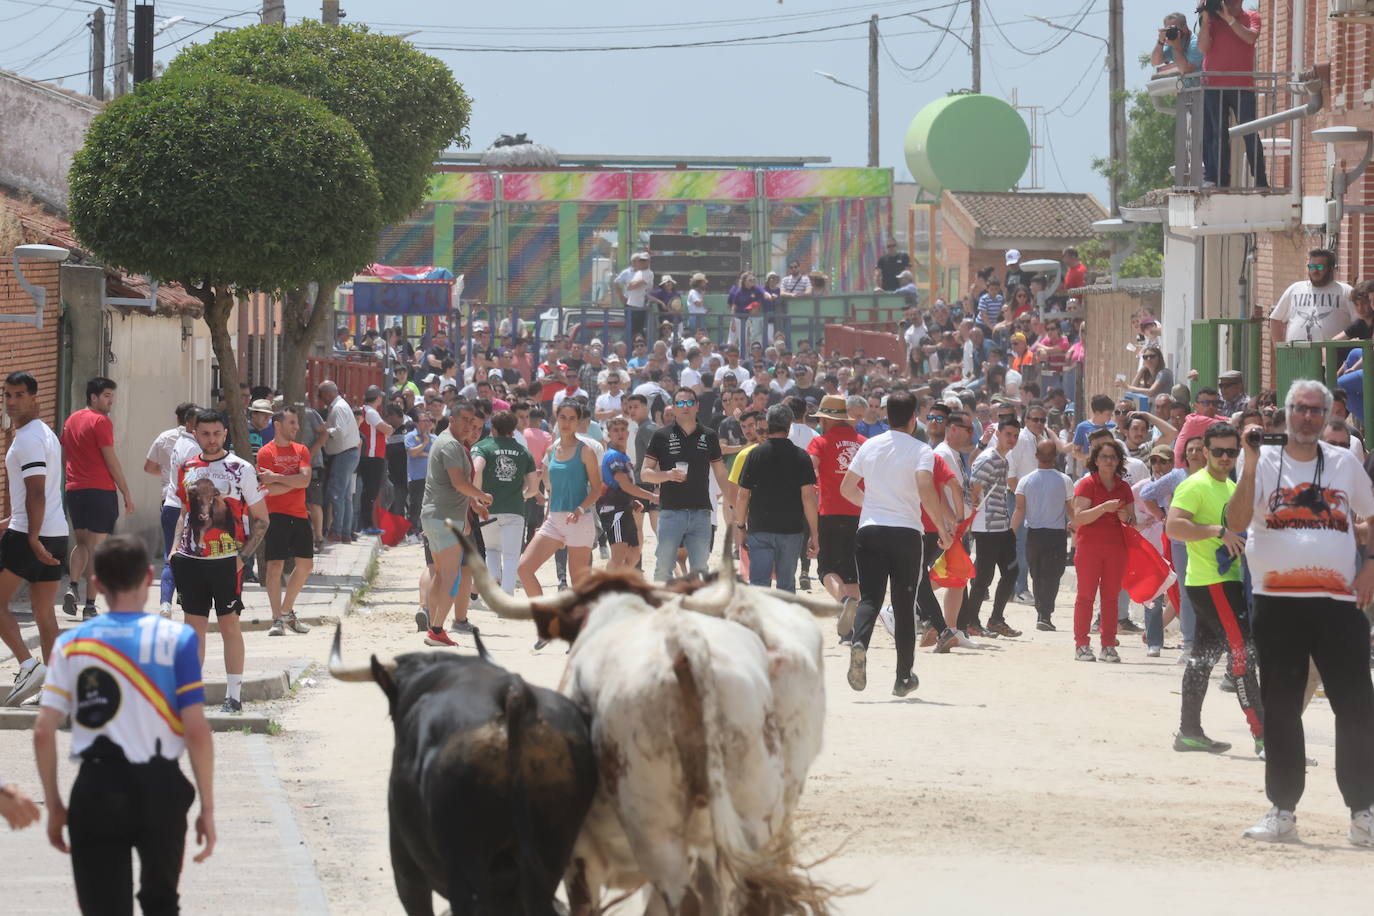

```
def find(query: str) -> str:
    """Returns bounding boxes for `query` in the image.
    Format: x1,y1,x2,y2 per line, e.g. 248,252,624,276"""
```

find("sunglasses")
1210,447,1239,458
674,400,696,408
1027,416,1047,423
1307,263,1329,272
1196,398,1220,407
1149,456,1170,463
925,414,947,422
1114,408,1130,415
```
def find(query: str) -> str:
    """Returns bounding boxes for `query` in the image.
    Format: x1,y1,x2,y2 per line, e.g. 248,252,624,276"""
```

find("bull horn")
680,528,736,613
757,586,843,617
451,522,534,619
329,622,380,682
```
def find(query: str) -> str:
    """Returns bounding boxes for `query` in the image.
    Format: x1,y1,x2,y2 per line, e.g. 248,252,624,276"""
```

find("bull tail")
667,623,838,915
503,675,554,916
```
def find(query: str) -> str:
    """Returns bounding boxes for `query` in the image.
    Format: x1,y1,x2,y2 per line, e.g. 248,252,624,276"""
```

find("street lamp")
813,69,878,168
1313,126,1374,231
5,244,70,330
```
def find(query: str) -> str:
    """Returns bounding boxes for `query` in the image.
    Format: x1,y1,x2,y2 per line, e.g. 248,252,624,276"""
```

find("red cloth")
376,504,410,546
1121,526,1176,603
1073,472,1134,537
930,514,977,590
60,408,115,491
256,440,311,518
1172,413,1225,467
806,425,865,516
920,455,955,533
1203,10,1260,88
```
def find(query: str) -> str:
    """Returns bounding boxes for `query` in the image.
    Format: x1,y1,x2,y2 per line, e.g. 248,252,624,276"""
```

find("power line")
35,7,255,83
8,15,85,70
983,0,1098,58
1043,54,1106,116
1044,114,1072,190
0,0,83,54
878,1,956,79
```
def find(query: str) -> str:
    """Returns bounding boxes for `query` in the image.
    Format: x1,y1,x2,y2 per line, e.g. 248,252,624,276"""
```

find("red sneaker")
424,627,457,647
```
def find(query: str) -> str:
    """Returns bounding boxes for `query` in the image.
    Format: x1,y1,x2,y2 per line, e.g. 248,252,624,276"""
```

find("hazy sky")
3,0,1175,204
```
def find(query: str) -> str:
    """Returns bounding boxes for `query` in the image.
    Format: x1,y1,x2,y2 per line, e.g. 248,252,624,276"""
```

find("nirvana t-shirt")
1270,280,1355,344
1244,443,1374,601
470,436,535,516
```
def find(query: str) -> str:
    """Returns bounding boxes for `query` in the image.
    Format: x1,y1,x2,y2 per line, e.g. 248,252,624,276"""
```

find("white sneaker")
1351,807,1374,847
878,605,895,637
159,602,173,618
1242,806,1298,843
1177,650,1192,666
953,629,978,649
4,662,46,707
1146,645,1161,657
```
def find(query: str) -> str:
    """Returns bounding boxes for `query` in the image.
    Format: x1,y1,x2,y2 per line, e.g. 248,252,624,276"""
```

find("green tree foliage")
69,73,382,456
1093,89,1174,278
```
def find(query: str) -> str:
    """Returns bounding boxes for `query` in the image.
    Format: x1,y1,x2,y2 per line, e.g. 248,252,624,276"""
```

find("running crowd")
4,243,1374,866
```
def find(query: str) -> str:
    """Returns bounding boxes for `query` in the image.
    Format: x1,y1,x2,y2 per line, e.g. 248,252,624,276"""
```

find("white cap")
1005,249,1021,266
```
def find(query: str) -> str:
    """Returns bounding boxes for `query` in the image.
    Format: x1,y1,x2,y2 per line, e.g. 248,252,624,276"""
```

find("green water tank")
905,94,1031,193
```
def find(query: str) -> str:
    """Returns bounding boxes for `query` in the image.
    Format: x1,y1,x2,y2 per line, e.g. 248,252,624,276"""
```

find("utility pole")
261,0,285,25
1107,0,1125,215
89,8,105,100
867,15,879,168
322,0,342,26
970,0,981,93
111,0,128,97
133,2,153,85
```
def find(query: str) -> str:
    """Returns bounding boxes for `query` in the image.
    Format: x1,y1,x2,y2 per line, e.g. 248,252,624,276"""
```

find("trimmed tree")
167,22,471,409
69,72,382,458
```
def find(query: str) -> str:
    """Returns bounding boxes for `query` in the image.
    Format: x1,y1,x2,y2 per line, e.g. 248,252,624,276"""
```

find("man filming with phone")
1227,380,1374,846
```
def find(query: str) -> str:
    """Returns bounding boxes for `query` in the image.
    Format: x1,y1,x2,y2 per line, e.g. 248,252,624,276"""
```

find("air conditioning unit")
1331,0,1374,21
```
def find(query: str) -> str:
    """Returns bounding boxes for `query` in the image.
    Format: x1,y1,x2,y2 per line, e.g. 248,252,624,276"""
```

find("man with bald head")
1011,438,1075,630
317,381,360,542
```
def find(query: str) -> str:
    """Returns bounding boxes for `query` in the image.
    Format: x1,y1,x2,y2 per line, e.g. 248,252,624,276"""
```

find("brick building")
937,190,1107,302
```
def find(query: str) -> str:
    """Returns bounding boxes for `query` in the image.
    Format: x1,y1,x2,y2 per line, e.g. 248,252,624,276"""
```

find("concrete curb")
0,706,278,734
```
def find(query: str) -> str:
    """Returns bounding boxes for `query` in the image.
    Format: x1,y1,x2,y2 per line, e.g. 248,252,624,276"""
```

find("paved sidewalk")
0,731,329,915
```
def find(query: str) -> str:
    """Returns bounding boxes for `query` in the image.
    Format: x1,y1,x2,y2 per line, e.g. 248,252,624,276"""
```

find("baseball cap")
1005,249,1021,265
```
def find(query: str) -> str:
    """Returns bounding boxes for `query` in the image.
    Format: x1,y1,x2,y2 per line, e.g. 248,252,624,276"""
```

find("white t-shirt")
162,432,202,510
680,367,702,389
903,323,928,363
595,392,623,416
687,289,707,315
714,365,750,386
552,387,589,411
5,419,67,537
1124,456,1149,486
848,430,935,530
788,423,820,450
1270,280,1355,343
1006,426,1038,482
1245,442,1374,601
618,267,653,308
934,441,969,493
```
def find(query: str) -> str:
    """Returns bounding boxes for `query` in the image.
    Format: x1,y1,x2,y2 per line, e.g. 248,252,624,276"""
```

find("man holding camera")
1227,380,1374,846
1151,13,1201,78
1197,0,1266,188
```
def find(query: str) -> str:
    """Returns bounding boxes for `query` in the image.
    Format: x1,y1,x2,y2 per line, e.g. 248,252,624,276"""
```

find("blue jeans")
654,509,713,582
746,531,805,592
159,504,179,604
326,447,360,538
1013,523,1029,595
1171,538,1196,650
1144,595,1166,649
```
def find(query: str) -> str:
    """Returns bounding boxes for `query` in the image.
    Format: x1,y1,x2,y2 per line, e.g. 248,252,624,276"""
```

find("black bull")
330,625,597,916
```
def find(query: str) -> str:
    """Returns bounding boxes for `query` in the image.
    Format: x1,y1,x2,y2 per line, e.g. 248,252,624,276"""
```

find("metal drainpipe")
1292,0,1305,219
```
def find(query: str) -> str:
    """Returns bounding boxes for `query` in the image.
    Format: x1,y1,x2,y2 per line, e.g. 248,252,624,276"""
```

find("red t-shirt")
358,406,387,459
807,425,865,516
1203,10,1260,88
921,454,956,533
256,440,311,519
60,407,115,491
1063,262,1087,293
1073,472,1135,539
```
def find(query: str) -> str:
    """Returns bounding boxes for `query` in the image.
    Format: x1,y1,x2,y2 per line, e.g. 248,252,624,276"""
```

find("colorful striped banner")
503,171,628,202
632,170,755,201
428,172,495,202
764,168,891,199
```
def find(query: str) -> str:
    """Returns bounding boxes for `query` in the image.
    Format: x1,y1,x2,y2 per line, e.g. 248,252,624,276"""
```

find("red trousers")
1074,541,1126,648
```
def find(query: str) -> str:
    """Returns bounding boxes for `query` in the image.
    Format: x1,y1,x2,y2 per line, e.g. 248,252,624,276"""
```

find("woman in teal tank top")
518,402,603,597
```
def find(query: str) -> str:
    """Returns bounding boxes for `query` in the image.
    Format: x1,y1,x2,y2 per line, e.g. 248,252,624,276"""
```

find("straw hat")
810,395,849,420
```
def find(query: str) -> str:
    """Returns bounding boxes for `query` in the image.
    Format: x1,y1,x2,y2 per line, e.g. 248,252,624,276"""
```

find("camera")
1164,26,1180,40
1196,0,1224,14
1245,428,1287,447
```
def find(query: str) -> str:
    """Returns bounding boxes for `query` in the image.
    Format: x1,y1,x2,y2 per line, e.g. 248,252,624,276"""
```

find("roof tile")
944,190,1108,240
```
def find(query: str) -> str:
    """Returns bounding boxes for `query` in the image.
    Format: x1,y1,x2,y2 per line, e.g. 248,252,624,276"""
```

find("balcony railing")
1149,71,1296,193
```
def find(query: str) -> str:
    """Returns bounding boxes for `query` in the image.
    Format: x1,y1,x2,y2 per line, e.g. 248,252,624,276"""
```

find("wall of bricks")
0,258,61,517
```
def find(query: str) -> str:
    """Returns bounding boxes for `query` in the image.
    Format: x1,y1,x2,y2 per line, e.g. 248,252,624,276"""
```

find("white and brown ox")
459,534,839,915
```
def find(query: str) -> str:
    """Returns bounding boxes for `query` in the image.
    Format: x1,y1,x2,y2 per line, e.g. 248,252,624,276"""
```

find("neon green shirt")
1170,468,1241,586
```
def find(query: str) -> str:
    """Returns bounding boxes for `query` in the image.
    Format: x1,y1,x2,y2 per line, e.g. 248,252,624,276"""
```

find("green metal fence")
1275,340,1374,451
1190,318,1262,392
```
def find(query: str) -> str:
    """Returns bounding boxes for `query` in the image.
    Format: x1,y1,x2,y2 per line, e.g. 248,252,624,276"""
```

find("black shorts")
65,488,119,534
817,515,859,585
265,514,314,561
0,529,68,583
170,554,243,617
598,505,640,547
306,471,325,507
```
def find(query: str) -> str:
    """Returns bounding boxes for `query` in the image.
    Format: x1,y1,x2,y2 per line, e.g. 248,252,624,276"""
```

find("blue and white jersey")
41,612,205,762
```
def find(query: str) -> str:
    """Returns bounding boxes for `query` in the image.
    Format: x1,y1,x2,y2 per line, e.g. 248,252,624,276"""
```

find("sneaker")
878,605,895,637
1177,650,1192,667
967,623,997,639
159,602,173,619
919,626,940,648
1242,806,1298,843
450,618,478,636
1014,590,1034,604
1075,646,1096,662
533,638,551,651
934,628,959,654
415,608,430,632
1254,738,1265,759
1146,646,1162,658
82,603,97,620
4,662,46,707
268,618,285,637
988,622,1021,638
1090,616,1099,634
1349,807,1374,847
1099,646,1122,663
1220,672,1238,693
1174,732,1232,754
219,697,243,715
953,629,978,649
892,673,919,697
557,579,568,590
598,544,609,561
1035,618,1056,632
836,597,857,643
1118,618,1144,634
798,573,812,591
63,586,78,617
424,627,458,647
284,612,310,634
846,644,867,692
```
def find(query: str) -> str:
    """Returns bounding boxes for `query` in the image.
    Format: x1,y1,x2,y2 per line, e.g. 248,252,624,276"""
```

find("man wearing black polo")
642,387,729,582
873,240,911,292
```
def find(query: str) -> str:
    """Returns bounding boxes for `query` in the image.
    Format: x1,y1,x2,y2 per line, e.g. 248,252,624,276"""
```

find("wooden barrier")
822,324,905,365
305,354,383,408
